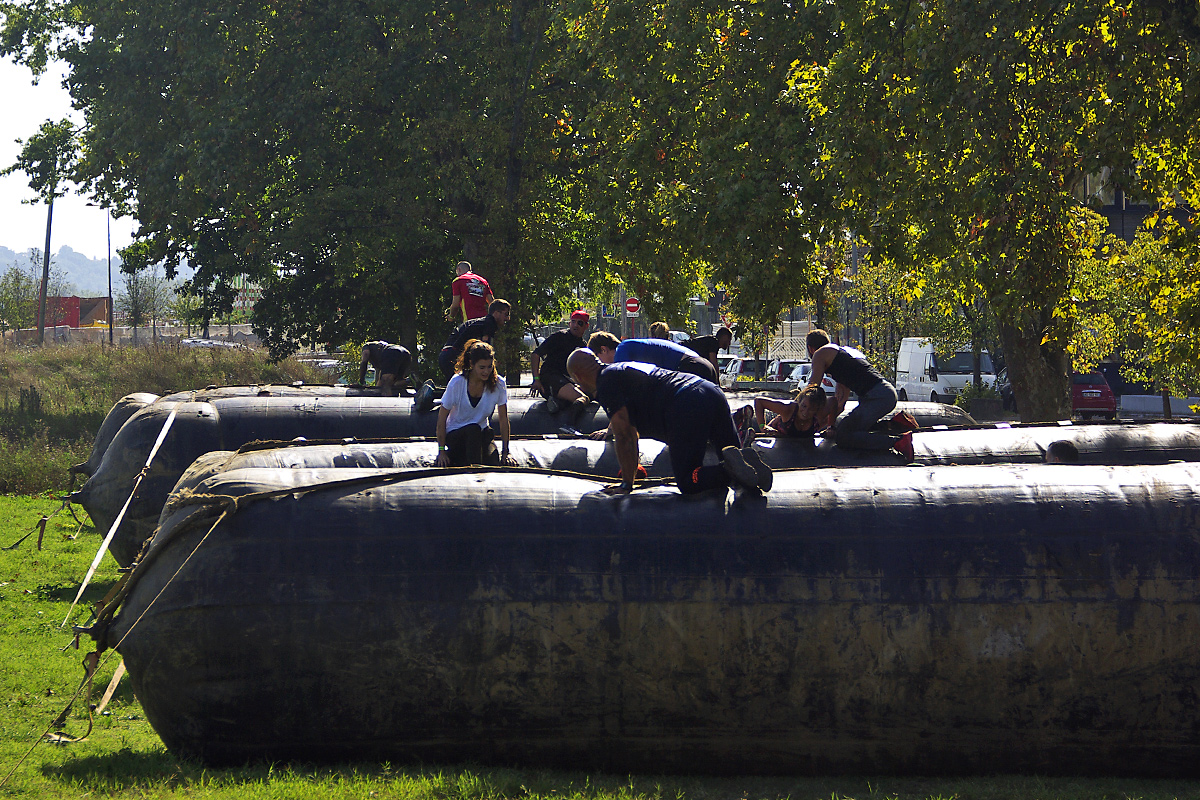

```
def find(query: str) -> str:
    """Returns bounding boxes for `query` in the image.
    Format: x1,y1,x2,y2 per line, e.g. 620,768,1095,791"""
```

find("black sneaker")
741,445,773,491
721,446,762,492
414,380,436,412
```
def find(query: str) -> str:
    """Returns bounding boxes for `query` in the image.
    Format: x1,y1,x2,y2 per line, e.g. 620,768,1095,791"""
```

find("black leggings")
675,353,718,384
446,424,498,467
666,381,740,494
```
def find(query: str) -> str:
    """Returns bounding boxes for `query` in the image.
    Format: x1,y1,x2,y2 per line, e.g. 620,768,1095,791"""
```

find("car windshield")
1072,372,1108,386
788,364,812,381
933,351,993,374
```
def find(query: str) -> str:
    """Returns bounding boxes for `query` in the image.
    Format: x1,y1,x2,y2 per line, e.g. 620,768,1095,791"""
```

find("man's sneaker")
721,446,768,492
741,444,773,491
414,380,436,412
894,431,915,462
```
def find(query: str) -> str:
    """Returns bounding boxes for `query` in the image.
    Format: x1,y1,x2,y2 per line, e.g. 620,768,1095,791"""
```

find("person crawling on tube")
566,349,772,495
750,385,828,443
436,340,518,468
358,341,413,396
586,331,720,384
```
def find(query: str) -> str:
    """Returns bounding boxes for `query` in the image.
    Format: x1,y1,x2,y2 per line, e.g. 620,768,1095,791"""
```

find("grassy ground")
3,498,1200,799
0,342,328,495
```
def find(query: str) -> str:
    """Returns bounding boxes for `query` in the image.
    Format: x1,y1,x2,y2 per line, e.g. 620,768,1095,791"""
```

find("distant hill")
0,245,193,296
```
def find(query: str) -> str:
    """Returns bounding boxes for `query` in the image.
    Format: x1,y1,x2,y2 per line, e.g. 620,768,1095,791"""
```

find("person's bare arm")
530,353,544,395
446,295,463,322
435,406,451,466
754,397,790,430
807,345,835,389
497,404,516,465
605,408,639,494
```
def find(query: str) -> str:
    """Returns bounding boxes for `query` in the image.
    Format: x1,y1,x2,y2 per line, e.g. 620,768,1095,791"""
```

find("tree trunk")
996,317,1070,422
1162,388,1172,420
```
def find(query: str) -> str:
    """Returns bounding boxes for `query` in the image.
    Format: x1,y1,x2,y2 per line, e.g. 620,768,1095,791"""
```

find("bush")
954,379,999,410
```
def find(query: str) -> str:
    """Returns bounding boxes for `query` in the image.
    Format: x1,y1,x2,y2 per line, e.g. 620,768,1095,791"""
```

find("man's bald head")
456,261,472,276
567,348,603,394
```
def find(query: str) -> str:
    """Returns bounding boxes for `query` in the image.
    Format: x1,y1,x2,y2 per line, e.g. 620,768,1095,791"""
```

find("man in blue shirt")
586,331,719,383
566,349,772,495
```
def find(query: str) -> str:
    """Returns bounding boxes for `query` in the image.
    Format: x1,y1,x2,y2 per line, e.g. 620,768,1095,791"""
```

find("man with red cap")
531,310,592,413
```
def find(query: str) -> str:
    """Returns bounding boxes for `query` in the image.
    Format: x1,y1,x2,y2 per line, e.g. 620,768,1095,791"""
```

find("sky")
1,57,137,261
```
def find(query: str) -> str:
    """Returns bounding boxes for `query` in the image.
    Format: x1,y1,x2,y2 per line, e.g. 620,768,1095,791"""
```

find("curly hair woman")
435,339,517,467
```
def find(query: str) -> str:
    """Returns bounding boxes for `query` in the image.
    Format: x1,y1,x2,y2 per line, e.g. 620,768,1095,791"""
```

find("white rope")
63,407,179,626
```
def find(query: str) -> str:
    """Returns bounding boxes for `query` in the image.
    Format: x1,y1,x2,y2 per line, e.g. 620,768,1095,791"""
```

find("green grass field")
3,498,1200,799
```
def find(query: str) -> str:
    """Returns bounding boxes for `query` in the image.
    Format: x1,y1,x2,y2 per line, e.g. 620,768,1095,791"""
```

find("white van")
894,338,995,403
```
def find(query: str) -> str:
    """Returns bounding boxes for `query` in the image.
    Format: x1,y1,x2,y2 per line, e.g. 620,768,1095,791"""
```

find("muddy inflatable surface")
96,461,1200,775
81,384,975,480
76,395,609,566
81,412,1200,568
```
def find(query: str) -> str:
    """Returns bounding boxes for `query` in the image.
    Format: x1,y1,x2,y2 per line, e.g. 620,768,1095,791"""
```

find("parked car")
1072,371,1118,420
719,357,769,388
767,358,807,382
787,362,838,397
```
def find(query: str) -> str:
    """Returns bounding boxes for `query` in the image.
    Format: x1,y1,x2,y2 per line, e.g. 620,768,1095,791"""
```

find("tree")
558,0,838,331
1118,228,1200,400
0,262,38,333
1,117,78,345
2,0,614,377
787,0,1200,421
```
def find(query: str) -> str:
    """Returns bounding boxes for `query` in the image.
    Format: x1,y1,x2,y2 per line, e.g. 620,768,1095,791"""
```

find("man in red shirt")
446,261,495,322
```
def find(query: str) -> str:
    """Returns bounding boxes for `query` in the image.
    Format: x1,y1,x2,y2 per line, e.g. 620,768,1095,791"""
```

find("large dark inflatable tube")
82,384,974,480
71,392,160,478
75,396,607,566
171,438,677,506
99,462,1200,775
78,385,391,476
80,410,1200,568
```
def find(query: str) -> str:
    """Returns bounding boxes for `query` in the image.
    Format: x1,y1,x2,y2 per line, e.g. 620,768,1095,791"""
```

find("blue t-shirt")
594,362,705,441
614,338,691,370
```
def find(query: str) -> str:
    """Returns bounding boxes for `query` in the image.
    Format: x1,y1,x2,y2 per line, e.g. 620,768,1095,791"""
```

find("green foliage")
786,0,1200,422
0,262,39,333
1,116,77,204
1117,227,1200,398
953,380,1000,412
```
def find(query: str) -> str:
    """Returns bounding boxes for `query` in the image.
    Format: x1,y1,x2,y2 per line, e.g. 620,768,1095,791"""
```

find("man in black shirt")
806,328,912,460
358,341,412,395
567,349,772,495
685,326,733,372
531,310,591,412
438,299,512,381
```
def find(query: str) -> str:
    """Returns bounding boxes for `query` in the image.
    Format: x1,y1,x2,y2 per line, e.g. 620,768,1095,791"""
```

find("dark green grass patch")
2,496,1199,799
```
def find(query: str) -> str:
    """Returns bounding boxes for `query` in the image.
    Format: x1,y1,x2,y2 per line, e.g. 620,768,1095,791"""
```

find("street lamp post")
106,212,113,345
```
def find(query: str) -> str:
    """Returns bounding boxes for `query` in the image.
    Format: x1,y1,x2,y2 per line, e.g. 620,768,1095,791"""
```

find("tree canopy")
2,0,1198,419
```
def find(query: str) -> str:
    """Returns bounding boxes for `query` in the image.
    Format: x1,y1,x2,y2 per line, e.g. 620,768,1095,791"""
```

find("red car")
1072,372,1118,420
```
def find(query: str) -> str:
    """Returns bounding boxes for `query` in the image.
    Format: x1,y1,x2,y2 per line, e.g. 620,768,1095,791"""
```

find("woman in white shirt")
436,339,517,467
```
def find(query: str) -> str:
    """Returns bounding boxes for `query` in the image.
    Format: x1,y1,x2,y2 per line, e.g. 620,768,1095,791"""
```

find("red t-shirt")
452,272,492,320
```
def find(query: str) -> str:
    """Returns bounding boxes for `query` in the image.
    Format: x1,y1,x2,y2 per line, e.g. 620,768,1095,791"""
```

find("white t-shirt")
442,373,508,433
